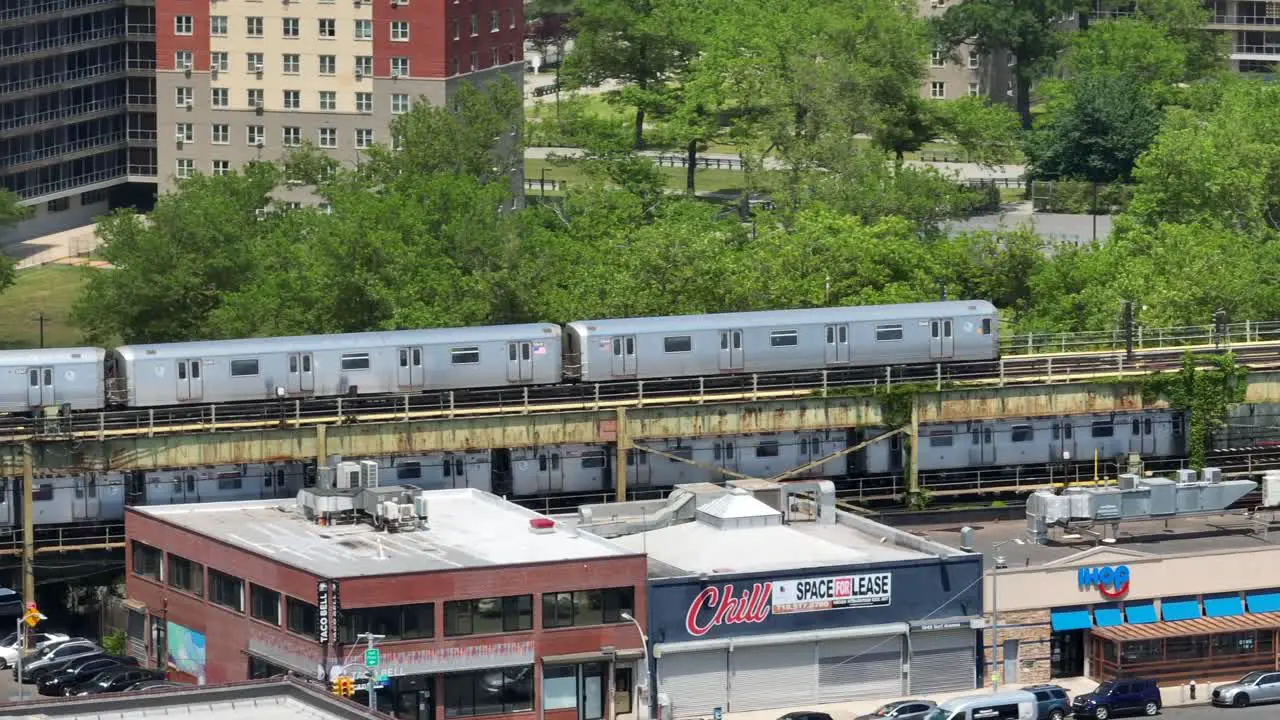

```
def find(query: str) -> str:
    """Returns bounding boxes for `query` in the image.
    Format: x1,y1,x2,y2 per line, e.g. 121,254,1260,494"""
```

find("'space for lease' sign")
772,573,893,613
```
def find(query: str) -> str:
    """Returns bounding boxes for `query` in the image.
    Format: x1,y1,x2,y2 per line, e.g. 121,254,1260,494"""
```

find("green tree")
0,190,29,296
930,96,1022,166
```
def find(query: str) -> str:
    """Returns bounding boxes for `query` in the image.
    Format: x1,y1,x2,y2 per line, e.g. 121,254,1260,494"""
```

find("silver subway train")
0,300,999,412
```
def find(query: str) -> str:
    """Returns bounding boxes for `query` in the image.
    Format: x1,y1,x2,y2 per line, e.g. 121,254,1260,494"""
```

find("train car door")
288,353,315,393
626,449,651,488
1129,415,1157,455
824,325,850,364
611,336,637,377
26,367,53,408
536,450,564,493
719,330,744,371
72,476,100,521
397,347,423,388
1049,422,1077,462
797,434,825,477
930,319,955,360
712,439,740,479
507,341,533,382
176,360,202,401
968,421,997,465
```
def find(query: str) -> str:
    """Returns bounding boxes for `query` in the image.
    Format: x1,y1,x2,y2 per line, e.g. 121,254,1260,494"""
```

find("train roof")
113,324,562,361
0,347,106,365
565,300,997,336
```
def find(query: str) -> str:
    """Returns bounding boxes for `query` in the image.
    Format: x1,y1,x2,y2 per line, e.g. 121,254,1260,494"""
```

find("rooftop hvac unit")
334,461,361,489
359,460,379,489
1265,470,1280,508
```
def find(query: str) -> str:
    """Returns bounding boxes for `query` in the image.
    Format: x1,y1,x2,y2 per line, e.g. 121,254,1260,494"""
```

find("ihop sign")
1078,565,1131,599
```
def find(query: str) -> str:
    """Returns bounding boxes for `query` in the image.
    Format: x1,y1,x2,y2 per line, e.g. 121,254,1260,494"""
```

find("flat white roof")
132,488,635,578
612,515,931,578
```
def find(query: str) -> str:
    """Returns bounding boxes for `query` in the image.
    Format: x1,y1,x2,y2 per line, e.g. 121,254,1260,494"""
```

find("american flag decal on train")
533,344,547,355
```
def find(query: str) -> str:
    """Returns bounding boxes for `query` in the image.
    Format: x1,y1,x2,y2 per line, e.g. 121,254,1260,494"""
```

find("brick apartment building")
124,487,647,720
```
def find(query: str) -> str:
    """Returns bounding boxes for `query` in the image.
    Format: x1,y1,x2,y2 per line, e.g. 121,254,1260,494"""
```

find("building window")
175,87,192,107
508,8,516,28
316,128,338,148
209,569,244,612
283,90,300,109
246,16,263,37
165,554,203,595
930,81,945,99
286,597,318,638
283,17,299,38
444,595,533,637
391,20,409,40
356,92,373,112
544,663,607,717
355,19,372,39
614,668,633,715
251,584,281,625
249,656,287,680
469,51,477,71
319,18,336,37
391,57,410,76
391,93,409,114
319,91,337,110
175,122,193,143
211,124,230,144
248,88,263,108
490,10,499,31
341,603,434,643
355,56,373,76
489,47,498,67
542,587,634,628
875,324,904,341
969,82,980,97
282,54,300,73
319,54,336,74
230,358,260,376
663,336,692,353
247,125,265,146
247,52,264,73
211,15,227,35
469,13,478,35
969,52,980,69
450,347,480,364
175,14,193,34
175,50,193,69
131,541,161,580
176,159,195,179
931,49,944,67
211,52,228,72
283,126,301,146
770,330,799,347
452,19,459,39
444,666,534,718
355,128,374,148
451,56,459,75
212,160,230,176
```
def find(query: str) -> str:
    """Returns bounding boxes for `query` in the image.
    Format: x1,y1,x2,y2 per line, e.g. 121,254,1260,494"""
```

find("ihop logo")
1078,565,1131,599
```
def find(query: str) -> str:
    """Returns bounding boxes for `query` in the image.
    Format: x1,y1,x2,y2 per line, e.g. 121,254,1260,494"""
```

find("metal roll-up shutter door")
817,635,904,703
729,642,816,711
909,629,976,694
660,651,729,719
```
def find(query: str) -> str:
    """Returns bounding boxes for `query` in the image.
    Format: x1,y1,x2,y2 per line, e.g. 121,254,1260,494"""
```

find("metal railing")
14,165,127,200
124,22,154,36
653,154,745,171
0,98,124,133
0,60,125,97
1212,14,1280,26
0,523,126,556
6,132,126,168
1233,43,1280,55
0,25,125,58
999,319,1280,355
0,0,116,22
524,177,566,191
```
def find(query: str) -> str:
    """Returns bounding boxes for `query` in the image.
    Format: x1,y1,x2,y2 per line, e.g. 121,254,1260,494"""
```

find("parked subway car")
0,300,999,412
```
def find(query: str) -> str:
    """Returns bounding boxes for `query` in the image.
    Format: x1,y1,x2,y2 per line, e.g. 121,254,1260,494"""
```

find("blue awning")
1125,602,1158,625
1162,597,1202,621
1094,604,1123,627
1051,607,1093,631
1247,590,1280,613
1205,594,1244,618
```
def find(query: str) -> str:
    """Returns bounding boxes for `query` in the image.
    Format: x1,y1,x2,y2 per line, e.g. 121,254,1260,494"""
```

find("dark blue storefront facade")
645,556,984,718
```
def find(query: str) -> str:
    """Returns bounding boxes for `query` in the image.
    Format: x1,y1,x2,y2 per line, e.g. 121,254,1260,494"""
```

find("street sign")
365,648,381,667
375,674,390,689
23,607,41,627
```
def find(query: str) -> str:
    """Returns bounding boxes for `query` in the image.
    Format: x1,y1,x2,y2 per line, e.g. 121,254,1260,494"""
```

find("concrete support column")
908,395,920,495
615,406,629,503
22,442,35,604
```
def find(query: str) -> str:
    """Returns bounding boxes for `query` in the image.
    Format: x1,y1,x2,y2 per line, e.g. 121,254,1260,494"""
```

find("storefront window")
341,603,434,643
1164,636,1209,660
443,665,533,718
248,656,288,679
1212,632,1255,655
1121,640,1162,663
543,665,577,710
614,668,633,715
542,588,634,628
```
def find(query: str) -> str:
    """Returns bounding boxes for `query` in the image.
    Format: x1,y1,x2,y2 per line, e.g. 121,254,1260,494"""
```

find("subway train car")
0,348,107,413
565,300,999,382
111,324,563,406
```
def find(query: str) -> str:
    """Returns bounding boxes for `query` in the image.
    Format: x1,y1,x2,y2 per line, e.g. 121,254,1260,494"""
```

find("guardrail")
1000,320,1280,355
0,523,126,556
653,155,745,171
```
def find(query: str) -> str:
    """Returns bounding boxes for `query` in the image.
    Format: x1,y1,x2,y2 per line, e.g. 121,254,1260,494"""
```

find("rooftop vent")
529,517,556,534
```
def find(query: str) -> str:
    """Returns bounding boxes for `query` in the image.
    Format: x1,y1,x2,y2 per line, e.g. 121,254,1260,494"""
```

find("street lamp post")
989,539,1023,692
356,632,385,712
620,612,651,719
15,608,47,701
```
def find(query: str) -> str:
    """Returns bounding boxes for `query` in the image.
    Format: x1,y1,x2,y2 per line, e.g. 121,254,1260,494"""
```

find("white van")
924,691,1039,720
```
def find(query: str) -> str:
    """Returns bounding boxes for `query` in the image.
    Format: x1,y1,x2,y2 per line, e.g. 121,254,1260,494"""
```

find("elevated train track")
1,339,1278,445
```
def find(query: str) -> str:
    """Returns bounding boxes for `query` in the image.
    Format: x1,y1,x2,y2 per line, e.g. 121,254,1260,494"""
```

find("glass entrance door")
1051,630,1086,678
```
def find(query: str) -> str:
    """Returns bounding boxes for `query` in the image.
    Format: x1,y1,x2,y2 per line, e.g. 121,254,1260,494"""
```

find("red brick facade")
125,508,648,720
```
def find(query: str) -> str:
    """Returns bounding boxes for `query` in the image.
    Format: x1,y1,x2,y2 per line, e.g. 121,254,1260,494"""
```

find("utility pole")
357,632,385,711
36,313,46,349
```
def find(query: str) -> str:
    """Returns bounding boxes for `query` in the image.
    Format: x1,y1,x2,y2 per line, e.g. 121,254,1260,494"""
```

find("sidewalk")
4,223,109,270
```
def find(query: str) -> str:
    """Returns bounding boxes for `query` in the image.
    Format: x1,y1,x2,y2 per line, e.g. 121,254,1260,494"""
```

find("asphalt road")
1164,705,1280,720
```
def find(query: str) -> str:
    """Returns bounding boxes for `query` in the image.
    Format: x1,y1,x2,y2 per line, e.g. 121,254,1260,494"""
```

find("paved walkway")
3,223,110,270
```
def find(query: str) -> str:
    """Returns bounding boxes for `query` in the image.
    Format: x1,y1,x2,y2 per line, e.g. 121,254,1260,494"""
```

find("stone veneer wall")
982,609,1055,686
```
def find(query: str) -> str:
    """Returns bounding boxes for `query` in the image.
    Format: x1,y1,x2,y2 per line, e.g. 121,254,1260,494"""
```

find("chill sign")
685,572,893,637
1078,565,1131,599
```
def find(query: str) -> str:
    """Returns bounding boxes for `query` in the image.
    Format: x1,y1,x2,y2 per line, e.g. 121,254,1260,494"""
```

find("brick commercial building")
124,486,648,720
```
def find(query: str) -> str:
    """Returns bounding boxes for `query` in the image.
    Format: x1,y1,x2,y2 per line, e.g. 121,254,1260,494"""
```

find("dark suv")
1072,678,1162,719
1022,684,1071,720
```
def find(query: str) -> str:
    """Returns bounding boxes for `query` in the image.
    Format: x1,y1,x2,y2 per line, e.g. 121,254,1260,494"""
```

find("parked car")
926,691,1038,720
0,588,23,617
1072,679,1162,719
855,700,939,720
1023,683,1072,720
779,712,835,720
38,655,138,696
127,680,188,692
0,632,70,670
1211,671,1280,708
17,639,101,683
70,666,165,695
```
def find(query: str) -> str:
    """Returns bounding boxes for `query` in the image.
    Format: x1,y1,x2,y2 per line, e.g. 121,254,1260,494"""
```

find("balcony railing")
0,96,124,132
13,165,127,199
0,25,124,60
1212,13,1280,26
126,57,155,70
0,0,117,24
127,161,157,178
0,58,124,95
7,131,127,168
124,22,153,37
1233,43,1280,55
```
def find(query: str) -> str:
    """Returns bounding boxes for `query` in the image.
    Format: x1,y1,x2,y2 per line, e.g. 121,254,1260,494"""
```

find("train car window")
770,330,798,347
838,326,847,343
186,475,196,492
875,325,904,342
810,437,821,455
725,441,735,459
444,457,452,477
42,368,52,386
1052,423,1060,440
944,320,953,337
1173,415,1184,436
303,355,312,372
88,478,96,498
398,462,423,481
454,458,464,476
510,344,518,361
890,435,903,452
1064,424,1074,439
826,327,834,344
929,431,953,447
721,333,729,350
1091,421,1115,438
264,473,274,487
216,472,243,490
411,349,420,366
756,441,780,458
450,347,481,364
625,337,635,355
0,479,6,500
28,369,37,387
582,452,606,469
713,443,722,461
626,449,636,466
230,359,260,377
1131,418,1140,435
663,336,692,353
551,454,560,470
290,356,299,373
1144,418,1153,435
538,454,548,471
668,447,693,462
733,331,741,349
190,362,199,379
522,343,531,361
178,363,187,380
398,350,408,368
983,428,993,444
1011,425,1033,443
75,481,85,499
612,338,622,356
341,353,371,371
971,425,980,445
982,318,993,335
33,484,53,502
931,322,939,338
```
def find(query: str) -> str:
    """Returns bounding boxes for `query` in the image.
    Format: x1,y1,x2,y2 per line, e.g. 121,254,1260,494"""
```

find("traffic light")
332,676,355,697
